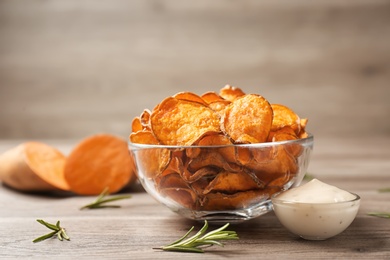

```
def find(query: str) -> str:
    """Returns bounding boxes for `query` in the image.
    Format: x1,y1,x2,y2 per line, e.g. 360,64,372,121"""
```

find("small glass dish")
272,191,360,240
129,134,313,223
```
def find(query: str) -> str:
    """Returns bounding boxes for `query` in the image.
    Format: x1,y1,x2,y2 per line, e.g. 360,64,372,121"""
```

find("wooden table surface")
1,136,389,259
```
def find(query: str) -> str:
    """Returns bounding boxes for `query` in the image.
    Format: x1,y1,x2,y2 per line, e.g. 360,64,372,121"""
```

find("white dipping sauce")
272,179,360,240
276,179,357,203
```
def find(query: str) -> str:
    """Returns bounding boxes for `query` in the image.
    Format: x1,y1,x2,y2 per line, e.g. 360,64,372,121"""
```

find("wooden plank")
0,137,389,258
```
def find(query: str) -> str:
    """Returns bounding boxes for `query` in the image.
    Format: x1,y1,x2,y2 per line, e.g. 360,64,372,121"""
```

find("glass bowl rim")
129,132,314,149
271,191,361,206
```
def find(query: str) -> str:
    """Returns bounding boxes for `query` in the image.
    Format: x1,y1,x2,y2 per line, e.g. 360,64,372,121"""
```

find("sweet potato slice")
131,117,143,133
222,94,273,143
201,91,225,104
156,172,197,209
208,100,231,116
219,85,245,101
173,91,208,106
64,134,136,195
199,189,275,211
203,171,263,194
129,130,159,145
0,142,68,192
271,104,301,135
150,97,221,146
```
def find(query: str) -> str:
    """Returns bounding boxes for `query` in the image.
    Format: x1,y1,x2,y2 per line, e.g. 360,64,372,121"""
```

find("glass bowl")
129,134,313,223
272,191,360,240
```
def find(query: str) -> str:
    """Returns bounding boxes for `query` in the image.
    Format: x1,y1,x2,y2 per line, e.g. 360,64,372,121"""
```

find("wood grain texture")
0,136,389,259
0,0,389,140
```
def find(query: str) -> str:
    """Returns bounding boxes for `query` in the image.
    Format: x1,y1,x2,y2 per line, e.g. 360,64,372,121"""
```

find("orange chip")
268,125,297,142
201,91,225,104
203,171,263,194
208,100,231,116
271,104,301,135
298,118,309,138
185,166,219,183
173,92,208,106
129,130,159,144
196,133,235,163
222,94,273,143
156,173,197,209
131,117,142,133
188,149,241,173
140,109,152,129
219,85,246,101
199,189,272,211
150,97,221,146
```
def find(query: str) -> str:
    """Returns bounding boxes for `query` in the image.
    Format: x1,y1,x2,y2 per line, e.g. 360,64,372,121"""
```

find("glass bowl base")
174,200,274,224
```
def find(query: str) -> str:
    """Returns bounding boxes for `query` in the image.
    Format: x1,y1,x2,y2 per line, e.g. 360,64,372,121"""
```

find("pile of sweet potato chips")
129,85,309,211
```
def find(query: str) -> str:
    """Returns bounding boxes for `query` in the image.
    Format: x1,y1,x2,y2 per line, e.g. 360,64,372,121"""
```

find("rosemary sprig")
33,219,70,243
155,220,239,253
378,188,390,193
367,212,390,219
80,188,131,210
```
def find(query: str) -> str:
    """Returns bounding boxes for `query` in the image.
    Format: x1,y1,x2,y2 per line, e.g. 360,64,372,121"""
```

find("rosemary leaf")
157,220,239,253
36,219,58,231
61,229,70,240
33,219,70,243
32,231,57,243
368,212,390,219
80,188,132,210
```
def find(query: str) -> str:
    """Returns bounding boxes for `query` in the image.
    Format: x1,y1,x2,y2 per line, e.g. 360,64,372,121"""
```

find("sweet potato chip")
196,133,235,162
199,189,273,211
208,100,231,116
174,92,208,106
140,109,152,129
271,104,301,135
129,130,159,145
222,94,273,143
131,117,143,133
188,149,241,173
203,171,263,194
298,118,309,138
219,85,246,101
201,91,225,104
151,97,221,146
157,173,197,208
185,166,219,183
129,131,171,179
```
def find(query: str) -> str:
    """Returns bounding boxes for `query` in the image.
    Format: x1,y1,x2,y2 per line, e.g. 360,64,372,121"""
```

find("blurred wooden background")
0,0,389,140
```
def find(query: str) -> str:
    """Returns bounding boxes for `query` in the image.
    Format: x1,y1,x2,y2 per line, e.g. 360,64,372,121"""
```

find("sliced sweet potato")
0,142,68,192
173,91,208,106
203,171,263,194
219,85,245,101
222,94,273,143
64,134,136,195
271,104,301,135
150,97,221,146
131,117,143,133
200,91,225,104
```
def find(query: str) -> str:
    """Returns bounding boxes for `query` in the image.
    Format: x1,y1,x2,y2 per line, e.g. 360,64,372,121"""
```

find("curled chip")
222,94,273,143
173,92,208,106
271,104,301,135
129,85,310,211
201,91,225,104
150,97,221,146
219,84,246,101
